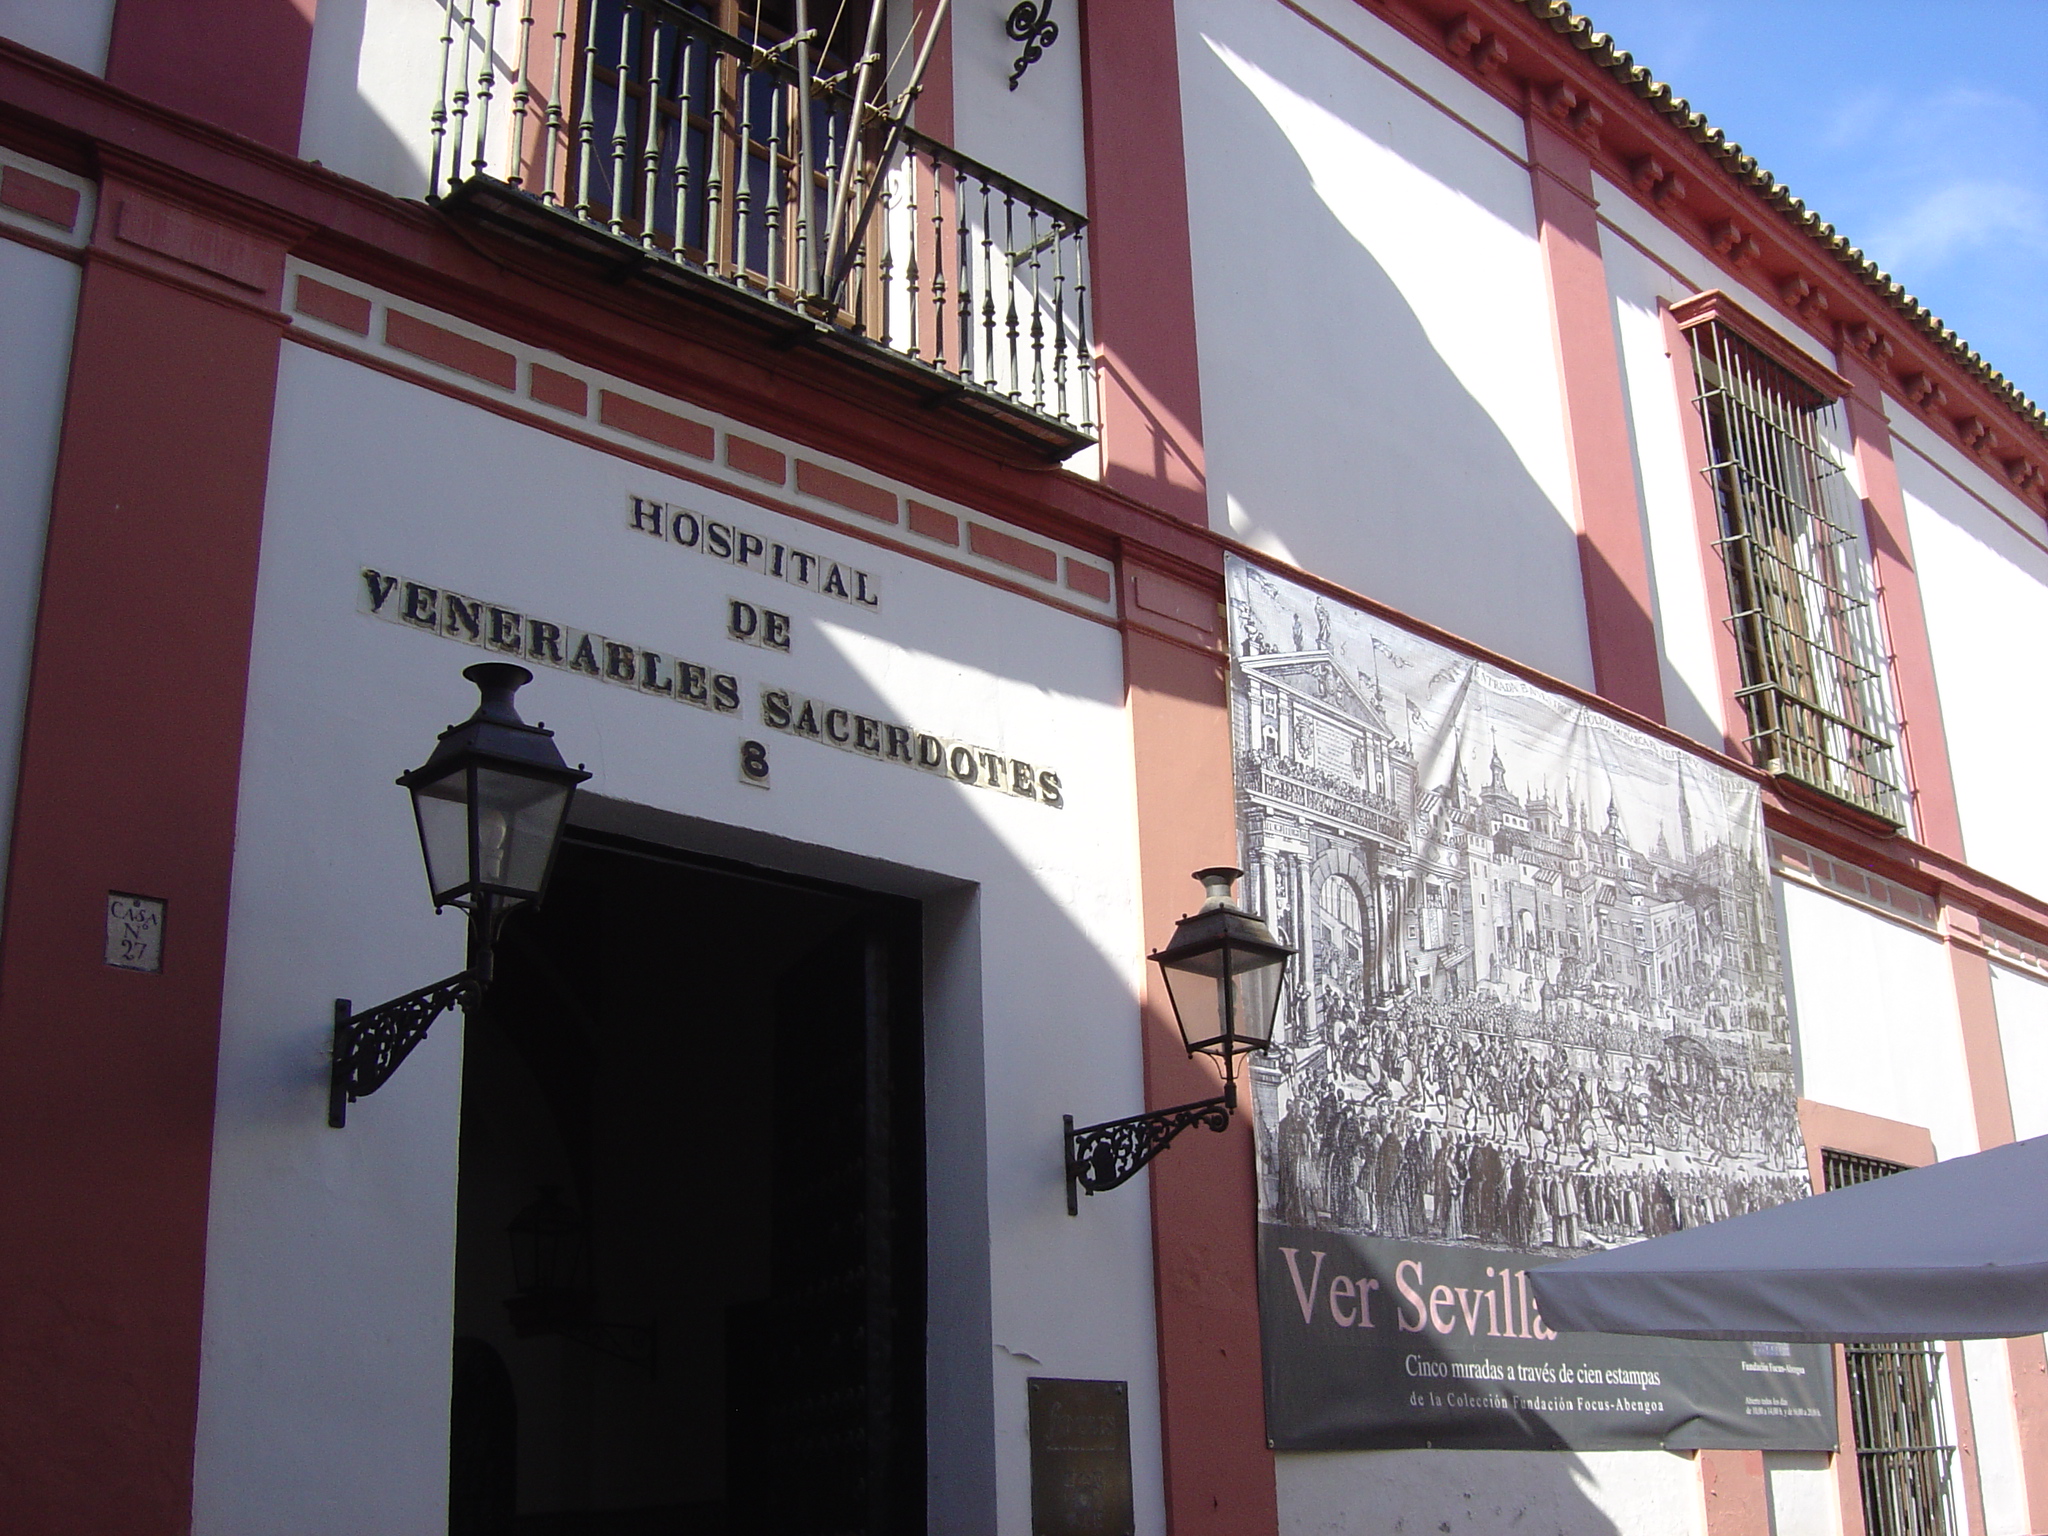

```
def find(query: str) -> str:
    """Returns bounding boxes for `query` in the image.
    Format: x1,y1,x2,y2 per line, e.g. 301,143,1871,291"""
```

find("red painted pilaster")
1834,353,1965,856
1941,902,2048,1526
1526,115,1663,723
106,0,319,154
0,179,290,1535
1080,0,1208,525
1699,1448,1770,1536
1121,554,1278,1536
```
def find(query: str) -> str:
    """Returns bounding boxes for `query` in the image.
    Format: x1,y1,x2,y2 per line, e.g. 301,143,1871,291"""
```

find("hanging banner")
1226,558,1835,1452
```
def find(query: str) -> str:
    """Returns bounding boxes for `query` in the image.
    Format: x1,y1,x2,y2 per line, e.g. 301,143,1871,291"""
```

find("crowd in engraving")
1266,991,1808,1251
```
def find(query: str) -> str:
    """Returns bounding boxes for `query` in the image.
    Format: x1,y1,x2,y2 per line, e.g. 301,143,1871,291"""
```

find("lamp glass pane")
1230,946,1289,1048
409,765,473,903
1159,943,1228,1054
472,766,572,900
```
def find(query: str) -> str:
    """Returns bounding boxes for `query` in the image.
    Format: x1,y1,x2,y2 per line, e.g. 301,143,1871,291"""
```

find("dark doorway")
449,831,925,1534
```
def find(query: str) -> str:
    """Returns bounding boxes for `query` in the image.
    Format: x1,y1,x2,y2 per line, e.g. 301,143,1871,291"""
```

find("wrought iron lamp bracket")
1064,1094,1233,1216
1005,1,1058,91
329,970,483,1128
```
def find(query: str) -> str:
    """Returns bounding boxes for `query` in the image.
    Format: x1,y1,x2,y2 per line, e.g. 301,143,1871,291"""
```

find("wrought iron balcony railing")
425,0,1095,452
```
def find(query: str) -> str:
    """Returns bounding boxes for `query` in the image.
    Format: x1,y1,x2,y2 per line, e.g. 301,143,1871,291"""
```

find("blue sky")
1578,1,2048,407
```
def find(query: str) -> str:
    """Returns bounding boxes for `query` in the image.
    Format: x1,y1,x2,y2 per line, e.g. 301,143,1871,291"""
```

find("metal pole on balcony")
607,5,634,235
820,0,885,301
705,39,725,274
822,0,950,313
471,0,500,180
638,13,666,248
508,0,534,190
793,0,815,298
429,2,456,195
735,52,756,278
574,17,599,220
672,34,695,252
539,0,567,203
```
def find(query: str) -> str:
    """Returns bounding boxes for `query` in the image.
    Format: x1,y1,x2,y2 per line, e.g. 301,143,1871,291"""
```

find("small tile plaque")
105,892,165,973
1028,1377,1133,1536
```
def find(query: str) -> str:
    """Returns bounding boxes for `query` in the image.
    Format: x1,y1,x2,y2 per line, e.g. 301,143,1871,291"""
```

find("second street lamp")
1064,867,1295,1214
328,663,590,1128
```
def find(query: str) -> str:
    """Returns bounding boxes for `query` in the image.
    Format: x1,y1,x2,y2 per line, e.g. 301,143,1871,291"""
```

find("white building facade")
0,2,2043,1534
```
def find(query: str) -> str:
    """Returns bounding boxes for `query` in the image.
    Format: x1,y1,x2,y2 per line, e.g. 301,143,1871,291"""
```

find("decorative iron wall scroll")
1226,558,1834,1452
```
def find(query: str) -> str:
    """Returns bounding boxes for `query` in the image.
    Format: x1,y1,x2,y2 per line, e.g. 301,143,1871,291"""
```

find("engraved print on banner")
1227,555,1833,1453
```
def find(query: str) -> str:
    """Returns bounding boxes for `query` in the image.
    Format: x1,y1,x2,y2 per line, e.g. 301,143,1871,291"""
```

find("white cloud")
1868,180,2048,272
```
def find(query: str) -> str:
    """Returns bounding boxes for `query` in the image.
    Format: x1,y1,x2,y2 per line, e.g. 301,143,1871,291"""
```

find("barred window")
1823,1150,1957,1536
1683,313,1905,824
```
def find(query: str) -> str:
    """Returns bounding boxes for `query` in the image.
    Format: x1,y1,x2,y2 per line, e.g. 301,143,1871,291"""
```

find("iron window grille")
1823,1149,1958,1536
1685,319,1905,824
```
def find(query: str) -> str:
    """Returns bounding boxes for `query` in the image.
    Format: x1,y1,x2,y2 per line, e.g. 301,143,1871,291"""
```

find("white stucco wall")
0,0,114,73
1990,959,2048,1536
928,0,1086,216
193,342,1158,1533
1893,420,2048,905
1776,880,1976,1160
1276,1445,1707,1536
1177,0,1592,691
301,0,448,199
0,236,79,922
1963,1336,2031,1536
1601,229,1728,752
1763,1451,1838,1536
1993,961,2048,1143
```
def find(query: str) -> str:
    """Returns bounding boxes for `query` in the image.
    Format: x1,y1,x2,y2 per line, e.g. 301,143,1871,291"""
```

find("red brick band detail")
907,500,960,545
599,389,715,459
725,434,788,484
384,310,517,391
966,522,1057,582
1064,558,1113,603
795,459,899,523
114,196,273,291
0,166,80,232
528,363,588,416
292,275,371,336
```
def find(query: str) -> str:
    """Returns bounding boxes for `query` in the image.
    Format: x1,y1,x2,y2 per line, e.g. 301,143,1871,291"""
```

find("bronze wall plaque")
1028,1377,1134,1536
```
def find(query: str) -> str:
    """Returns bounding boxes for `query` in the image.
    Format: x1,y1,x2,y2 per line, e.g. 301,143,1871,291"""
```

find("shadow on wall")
1183,20,1600,692
300,0,455,199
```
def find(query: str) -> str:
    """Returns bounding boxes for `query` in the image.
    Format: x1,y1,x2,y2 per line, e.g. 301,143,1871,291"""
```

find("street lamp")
328,664,589,1127
504,1186,594,1336
1064,867,1294,1214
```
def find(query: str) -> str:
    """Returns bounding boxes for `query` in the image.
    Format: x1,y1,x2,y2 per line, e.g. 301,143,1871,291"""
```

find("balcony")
423,0,1096,458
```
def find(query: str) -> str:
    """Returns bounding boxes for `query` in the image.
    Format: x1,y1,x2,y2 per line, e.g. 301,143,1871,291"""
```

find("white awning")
1529,1134,2048,1342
